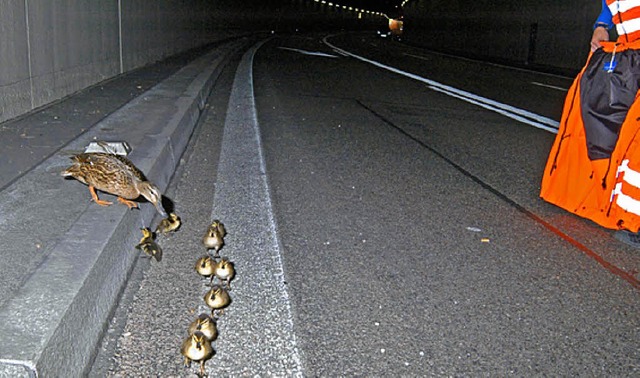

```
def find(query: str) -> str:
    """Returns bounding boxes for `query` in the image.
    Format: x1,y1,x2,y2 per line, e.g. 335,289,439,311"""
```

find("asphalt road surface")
90,32,640,376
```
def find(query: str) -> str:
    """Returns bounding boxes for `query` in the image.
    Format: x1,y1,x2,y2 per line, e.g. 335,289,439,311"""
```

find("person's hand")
591,26,610,51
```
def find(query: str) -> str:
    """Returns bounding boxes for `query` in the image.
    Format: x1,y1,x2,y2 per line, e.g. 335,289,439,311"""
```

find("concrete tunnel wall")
0,0,385,125
2,0,603,125
0,0,378,124
1,0,210,124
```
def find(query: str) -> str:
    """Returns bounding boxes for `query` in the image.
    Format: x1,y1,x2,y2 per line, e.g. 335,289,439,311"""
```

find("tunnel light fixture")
311,0,387,17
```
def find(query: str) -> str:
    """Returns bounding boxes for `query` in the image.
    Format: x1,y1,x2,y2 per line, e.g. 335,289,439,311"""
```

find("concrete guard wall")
0,0,280,124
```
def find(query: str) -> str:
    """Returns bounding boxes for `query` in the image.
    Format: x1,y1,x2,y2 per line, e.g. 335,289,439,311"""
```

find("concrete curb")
0,40,245,377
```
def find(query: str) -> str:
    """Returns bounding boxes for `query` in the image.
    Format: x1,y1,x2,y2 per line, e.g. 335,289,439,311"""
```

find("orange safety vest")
607,0,640,43
540,40,640,232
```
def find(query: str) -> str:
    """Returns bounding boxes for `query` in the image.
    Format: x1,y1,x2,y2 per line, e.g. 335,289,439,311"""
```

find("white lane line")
403,51,571,80
278,46,339,58
405,53,570,93
429,86,560,133
333,49,349,57
325,38,561,133
531,81,568,91
403,52,431,61
211,39,303,375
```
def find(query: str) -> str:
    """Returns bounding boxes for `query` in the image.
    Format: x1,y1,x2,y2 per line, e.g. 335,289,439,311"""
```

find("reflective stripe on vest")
613,159,640,216
608,0,640,41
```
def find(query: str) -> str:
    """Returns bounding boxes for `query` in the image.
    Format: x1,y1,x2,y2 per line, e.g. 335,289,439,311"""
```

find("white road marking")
531,81,568,91
325,38,561,134
278,46,339,58
403,52,570,80
212,40,304,375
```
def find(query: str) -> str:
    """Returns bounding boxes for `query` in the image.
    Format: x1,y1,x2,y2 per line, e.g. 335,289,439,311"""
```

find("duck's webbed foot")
117,197,139,210
89,186,112,206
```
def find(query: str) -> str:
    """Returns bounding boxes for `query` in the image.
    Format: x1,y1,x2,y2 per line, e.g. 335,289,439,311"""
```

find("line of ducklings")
180,219,236,377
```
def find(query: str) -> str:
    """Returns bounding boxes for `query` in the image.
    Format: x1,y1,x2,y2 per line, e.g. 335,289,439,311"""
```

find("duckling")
155,212,181,234
194,255,215,282
135,228,162,261
214,258,235,289
202,223,225,258
62,152,167,216
210,219,226,237
135,240,162,262
188,313,218,342
180,331,214,376
137,227,155,245
203,285,231,318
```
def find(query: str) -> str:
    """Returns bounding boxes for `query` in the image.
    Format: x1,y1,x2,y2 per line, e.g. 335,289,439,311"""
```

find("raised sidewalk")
0,38,249,377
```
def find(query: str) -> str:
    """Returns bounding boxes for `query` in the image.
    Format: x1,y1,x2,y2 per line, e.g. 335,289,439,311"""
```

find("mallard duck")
214,258,235,289
203,221,225,258
188,313,218,342
180,331,214,376
156,212,181,234
203,285,231,318
62,152,167,216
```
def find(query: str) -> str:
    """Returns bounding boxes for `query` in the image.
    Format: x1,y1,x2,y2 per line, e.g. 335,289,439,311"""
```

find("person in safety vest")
540,0,640,247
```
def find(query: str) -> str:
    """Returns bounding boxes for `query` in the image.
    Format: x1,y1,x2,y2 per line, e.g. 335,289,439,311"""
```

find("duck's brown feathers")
64,153,147,199
62,152,167,216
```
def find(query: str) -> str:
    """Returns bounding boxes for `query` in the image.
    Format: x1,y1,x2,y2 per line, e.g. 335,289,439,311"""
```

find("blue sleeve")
595,0,614,29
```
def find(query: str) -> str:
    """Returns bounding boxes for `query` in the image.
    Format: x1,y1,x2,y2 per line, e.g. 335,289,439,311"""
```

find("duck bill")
154,200,168,217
